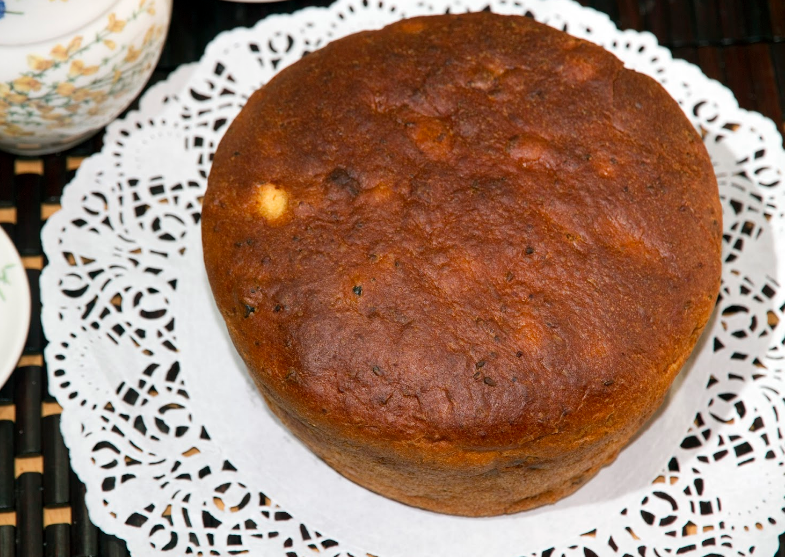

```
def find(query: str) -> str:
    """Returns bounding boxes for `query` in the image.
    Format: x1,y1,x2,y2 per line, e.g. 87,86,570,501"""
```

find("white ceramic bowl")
0,227,30,389
0,0,172,155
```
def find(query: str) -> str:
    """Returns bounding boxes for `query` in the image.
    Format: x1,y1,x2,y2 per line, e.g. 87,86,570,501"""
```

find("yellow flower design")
13,76,42,93
143,25,155,46
56,82,76,97
124,45,141,63
69,60,100,78
71,88,91,102
7,93,28,104
32,102,55,115
104,39,117,50
50,45,68,62
46,117,72,129
107,13,126,33
68,36,83,55
91,91,109,104
68,61,83,77
138,0,156,14
27,55,54,72
51,36,83,62
2,124,33,137
0,84,9,99
113,70,122,84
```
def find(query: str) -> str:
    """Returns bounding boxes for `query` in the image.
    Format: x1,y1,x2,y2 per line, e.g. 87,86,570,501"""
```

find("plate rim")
0,227,31,388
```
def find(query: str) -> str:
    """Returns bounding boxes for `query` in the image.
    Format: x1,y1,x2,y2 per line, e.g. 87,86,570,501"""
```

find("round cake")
202,12,722,517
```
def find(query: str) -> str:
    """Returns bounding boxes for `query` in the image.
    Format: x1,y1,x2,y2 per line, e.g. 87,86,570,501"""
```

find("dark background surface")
0,0,783,555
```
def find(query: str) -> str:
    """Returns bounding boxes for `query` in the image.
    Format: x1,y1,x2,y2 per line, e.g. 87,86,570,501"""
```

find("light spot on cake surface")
363,182,394,204
590,153,617,178
256,183,289,222
506,134,549,163
407,116,454,160
560,45,604,83
562,58,597,82
467,67,498,91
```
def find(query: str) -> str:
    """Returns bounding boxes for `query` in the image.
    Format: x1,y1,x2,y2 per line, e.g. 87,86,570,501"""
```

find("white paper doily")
40,0,785,555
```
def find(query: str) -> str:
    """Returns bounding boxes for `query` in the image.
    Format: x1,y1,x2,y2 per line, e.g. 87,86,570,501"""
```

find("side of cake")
202,12,722,516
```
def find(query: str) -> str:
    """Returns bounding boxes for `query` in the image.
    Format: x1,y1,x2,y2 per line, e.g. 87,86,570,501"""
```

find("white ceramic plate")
0,227,30,388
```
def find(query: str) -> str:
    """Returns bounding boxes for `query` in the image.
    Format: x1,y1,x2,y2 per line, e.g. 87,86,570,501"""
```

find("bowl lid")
0,0,121,47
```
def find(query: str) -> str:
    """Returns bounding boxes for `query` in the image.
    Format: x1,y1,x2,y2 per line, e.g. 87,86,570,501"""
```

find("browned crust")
202,12,722,516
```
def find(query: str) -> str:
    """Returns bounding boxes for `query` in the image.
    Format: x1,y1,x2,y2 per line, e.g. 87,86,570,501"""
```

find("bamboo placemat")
1,0,783,555
0,146,130,556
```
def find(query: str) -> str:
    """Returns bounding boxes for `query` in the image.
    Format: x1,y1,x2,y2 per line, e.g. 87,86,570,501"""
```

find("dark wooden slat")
70,473,99,557
723,45,758,113
64,170,78,190
46,524,71,557
644,0,672,45
771,42,785,137
63,134,100,161
0,222,12,243
99,534,130,557
693,0,724,44
668,0,695,46
14,366,42,456
780,531,785,557
0,420,14,511
744,0,774,41
591,0,621,27
697,45,727,84
25,269,42,355
747,43,784,129
213,0,257,36
0,152,13,208
771,0,785,38
43,154,67,205
42,362,56,404
671,46,700,66
718,0,747,42
43,414,70,507
17,472,44,557
158,0,204,67
0,525,14,557
14,173,42,257
0,370,14,404
155,0,355,70
616,0,644,30
89,132,104,157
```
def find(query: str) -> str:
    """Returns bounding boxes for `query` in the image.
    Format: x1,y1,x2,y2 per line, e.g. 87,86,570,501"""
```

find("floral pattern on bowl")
0,0,172,155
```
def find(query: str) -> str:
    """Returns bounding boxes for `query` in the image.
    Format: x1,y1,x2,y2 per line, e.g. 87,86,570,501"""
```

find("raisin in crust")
202,12,722,517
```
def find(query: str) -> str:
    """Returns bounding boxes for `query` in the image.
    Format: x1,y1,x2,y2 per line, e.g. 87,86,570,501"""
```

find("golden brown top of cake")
202,13,721,452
